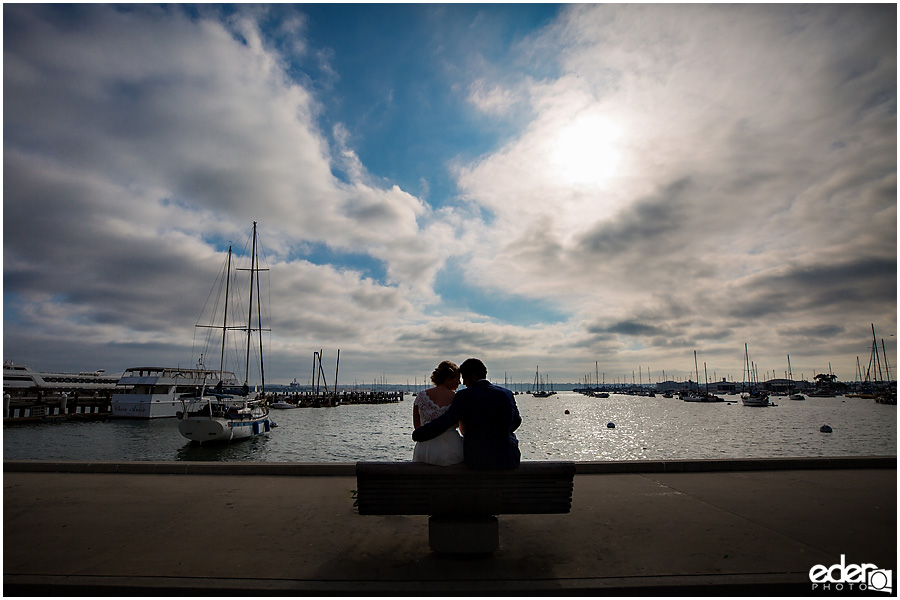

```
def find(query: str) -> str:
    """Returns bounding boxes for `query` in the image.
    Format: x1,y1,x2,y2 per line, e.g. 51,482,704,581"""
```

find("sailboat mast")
787,354,793,384
245,222,258,386
704,362,709,394
693,350,700,392
872,323,884,384
220,246,232,382
743,343,750,392
255,225,265,393
334,349,341,398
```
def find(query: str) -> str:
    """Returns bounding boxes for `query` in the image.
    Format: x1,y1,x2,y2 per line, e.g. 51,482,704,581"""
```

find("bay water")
3,392,895,463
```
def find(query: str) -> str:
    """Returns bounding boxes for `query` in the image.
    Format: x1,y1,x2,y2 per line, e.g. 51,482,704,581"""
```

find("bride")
412,360,464,466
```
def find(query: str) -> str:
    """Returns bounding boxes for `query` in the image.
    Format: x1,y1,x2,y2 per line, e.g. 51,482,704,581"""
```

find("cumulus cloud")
4,5,451,376
4,4,895,383
449,4,895,378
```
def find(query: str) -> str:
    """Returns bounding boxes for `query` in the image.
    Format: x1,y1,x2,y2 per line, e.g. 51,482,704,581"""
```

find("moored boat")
866,324,896,405
112,366,241,418
530,366,557,397
177,222,273,444
681,351,724,402
4,362,120,397
681,391,724,403
177,392,271,442
740,344,771,407
786,355,805,400
270,398,298,409
740,391,771,407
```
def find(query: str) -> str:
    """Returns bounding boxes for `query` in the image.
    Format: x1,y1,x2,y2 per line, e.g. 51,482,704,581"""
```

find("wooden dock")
4,397,112,423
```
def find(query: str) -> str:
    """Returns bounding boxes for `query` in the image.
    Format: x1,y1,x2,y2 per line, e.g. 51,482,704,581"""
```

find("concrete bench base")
429,515,499,554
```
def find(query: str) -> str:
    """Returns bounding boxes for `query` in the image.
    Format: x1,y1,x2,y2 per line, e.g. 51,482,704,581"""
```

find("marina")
3,391,894,463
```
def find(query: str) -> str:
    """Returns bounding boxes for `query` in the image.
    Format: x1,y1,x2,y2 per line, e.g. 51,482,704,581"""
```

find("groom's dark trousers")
412,379,521,470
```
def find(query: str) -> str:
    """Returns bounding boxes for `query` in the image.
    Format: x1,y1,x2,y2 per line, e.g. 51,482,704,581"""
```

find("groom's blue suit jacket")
412,379,522,470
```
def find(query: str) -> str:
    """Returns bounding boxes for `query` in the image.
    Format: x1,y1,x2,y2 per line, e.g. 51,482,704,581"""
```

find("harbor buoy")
564,409,570,414
820,425,833,433
607,422,615,428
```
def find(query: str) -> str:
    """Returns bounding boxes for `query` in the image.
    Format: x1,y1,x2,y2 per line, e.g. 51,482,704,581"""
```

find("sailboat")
868,324,896,405
681,351,723,402
787,355,805,400
178,222,273,443
740,344,770,407
531,366,556,398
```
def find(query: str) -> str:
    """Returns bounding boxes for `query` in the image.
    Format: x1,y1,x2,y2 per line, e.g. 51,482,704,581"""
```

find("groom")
412,358,521,470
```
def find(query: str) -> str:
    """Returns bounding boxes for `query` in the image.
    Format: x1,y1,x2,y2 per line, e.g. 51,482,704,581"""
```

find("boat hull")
741,394,770,407
682,393,723,402
178,415,271,443
112,394,182,418
270,401,298,409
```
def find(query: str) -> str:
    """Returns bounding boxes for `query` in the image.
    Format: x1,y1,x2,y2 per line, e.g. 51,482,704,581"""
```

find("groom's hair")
459,358,487,381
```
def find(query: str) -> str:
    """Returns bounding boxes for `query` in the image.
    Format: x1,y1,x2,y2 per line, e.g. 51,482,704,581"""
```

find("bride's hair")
430,360,459,385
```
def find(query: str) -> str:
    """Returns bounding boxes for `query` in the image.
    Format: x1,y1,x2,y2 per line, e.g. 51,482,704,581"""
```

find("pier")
3,456,895,595
2,390,402,422
3,391,112,423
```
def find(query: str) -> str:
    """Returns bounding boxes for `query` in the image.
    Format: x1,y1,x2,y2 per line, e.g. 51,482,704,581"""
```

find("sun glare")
549,115,622,187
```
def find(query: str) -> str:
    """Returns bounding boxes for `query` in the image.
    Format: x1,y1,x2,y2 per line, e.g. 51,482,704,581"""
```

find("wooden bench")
355,461,576,553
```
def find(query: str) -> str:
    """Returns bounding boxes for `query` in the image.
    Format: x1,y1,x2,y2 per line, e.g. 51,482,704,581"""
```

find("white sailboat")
178,222,273,443
741,344,770,407
787,355,805,401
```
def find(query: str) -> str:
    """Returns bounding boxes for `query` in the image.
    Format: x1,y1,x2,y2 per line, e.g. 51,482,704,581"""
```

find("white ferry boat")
3,362,120,397
111,366,242,419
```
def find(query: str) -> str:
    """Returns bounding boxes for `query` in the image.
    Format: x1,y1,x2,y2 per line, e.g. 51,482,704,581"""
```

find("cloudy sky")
4,4,896,387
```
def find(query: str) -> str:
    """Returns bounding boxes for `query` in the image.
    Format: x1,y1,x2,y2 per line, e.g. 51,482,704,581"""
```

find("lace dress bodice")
412,390,463,466
414,390,450,424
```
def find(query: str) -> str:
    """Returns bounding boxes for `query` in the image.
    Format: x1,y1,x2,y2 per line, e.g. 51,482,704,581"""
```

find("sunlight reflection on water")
3,392,895,462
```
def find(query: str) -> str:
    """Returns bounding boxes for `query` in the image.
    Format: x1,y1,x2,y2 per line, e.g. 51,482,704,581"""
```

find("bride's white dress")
412,390,464,466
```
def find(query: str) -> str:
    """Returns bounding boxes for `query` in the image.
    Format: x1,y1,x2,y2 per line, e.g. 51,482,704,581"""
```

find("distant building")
713,379,737,394
655,380,681,392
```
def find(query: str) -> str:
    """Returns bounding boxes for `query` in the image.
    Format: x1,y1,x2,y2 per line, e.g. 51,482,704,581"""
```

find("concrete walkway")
3,457,896,595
